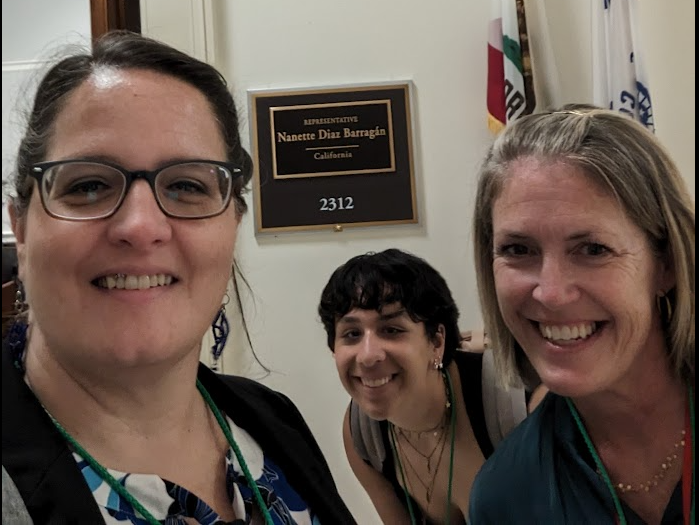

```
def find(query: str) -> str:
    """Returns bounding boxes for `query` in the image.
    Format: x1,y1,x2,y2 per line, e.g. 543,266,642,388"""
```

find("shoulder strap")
2,465,33,524
348,400,386,472
481,348,528,448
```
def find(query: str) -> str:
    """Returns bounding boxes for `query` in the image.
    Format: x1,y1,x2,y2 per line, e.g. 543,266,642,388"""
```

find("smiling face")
332,304,445,421
11,68,239,372
491,158,674,398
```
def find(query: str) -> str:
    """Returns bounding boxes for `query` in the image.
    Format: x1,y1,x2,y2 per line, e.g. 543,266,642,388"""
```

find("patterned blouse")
74,415,319,525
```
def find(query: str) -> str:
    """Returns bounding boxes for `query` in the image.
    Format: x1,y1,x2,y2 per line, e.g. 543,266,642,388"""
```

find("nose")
106,180,172,248
356,331,386,367
531,254,581,308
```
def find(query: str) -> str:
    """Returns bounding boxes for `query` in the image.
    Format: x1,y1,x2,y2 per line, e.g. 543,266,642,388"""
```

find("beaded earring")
210,297,230,372
14,280,28,315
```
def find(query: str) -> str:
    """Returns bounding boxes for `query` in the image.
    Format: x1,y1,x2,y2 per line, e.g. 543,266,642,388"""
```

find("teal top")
468,393,683,525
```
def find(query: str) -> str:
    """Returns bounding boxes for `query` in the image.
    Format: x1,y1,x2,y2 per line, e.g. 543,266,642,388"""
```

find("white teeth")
361,376,392,388
539,322,597,341
97,273,174,290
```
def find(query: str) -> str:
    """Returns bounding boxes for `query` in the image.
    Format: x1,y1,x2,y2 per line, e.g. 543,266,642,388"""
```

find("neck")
570,365,687,448
24,328,209,465
393,364,452,434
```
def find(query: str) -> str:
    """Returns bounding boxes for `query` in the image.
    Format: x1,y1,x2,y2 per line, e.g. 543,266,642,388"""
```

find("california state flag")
592,0,654,131
487,0,536,133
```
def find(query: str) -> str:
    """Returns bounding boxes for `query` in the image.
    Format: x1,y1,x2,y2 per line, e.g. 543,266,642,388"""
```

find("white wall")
2,1,694,523
1,0,91,242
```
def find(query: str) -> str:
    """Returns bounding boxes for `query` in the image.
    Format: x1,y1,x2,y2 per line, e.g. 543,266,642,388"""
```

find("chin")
354,398,390,421
101,336,192,367
539,374,599,399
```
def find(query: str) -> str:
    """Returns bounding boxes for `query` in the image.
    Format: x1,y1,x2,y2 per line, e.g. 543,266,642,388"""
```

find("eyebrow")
337,308,407,325
495,230,603,242
53,155,210,168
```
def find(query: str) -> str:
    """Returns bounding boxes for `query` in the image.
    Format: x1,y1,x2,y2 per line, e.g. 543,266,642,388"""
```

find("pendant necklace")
566,384,694,525
389,368,457,525
48,379,274,525
394,426,448,503
395,412,448,473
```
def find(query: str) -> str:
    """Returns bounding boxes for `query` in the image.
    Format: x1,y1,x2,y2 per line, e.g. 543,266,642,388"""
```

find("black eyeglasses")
30,159,244,221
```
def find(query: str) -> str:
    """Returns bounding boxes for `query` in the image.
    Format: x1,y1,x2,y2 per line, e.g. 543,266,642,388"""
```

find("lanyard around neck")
389,368,457,525
567,384,695,525
49,380,274,525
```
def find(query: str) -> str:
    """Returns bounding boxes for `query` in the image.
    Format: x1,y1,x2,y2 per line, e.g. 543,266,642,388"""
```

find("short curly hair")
318,248,462,366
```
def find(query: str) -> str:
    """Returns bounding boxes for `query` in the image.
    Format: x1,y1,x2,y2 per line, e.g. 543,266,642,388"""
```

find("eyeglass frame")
29,159,244,221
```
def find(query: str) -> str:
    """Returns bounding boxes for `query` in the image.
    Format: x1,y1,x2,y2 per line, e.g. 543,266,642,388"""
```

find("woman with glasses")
2,30,354,525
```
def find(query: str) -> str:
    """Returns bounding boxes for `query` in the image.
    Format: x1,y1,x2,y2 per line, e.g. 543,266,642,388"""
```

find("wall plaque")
248,82,417,234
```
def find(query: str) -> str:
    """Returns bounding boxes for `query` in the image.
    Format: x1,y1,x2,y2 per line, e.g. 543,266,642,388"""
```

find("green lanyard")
49,379,274,525
389,369,457,525
567,384,695,525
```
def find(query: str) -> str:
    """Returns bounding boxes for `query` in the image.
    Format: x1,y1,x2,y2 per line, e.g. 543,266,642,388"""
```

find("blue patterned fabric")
74,416,318,525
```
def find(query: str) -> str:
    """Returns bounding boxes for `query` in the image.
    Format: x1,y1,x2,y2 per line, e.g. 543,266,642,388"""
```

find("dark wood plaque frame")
248,82,417,234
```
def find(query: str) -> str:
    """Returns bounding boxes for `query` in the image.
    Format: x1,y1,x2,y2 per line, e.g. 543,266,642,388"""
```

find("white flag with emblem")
592,0,654,131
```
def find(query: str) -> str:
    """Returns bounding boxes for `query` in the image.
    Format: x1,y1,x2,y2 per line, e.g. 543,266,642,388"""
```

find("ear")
657,250,676,293
432,324,446,360
8,200,27,282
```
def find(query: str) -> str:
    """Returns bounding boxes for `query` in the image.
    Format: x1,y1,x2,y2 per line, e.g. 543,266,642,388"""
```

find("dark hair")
318,248,461,365
11,29,253,217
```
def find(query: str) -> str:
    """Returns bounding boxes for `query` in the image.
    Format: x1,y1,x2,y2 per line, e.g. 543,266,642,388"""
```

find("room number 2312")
319,196,354,211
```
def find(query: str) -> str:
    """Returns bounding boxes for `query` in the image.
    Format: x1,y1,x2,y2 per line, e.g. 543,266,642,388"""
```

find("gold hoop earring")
656,292,673,324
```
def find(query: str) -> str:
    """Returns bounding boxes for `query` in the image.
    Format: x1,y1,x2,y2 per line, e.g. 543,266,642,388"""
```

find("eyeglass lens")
40,162,232,219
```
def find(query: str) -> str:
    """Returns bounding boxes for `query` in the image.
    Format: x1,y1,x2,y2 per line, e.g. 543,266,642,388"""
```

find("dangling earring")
656,291,673,324
7,280,29,364
211,294,230,372
433,357,443,370
14,281,28,315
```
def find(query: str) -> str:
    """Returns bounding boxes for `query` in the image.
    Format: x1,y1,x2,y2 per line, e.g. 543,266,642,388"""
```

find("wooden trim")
90,0,141,40
90,0,110,39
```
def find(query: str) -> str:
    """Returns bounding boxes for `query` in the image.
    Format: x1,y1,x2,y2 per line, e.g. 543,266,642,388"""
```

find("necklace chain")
397,424,448,476
567,385,695,525
389,369,457,525
395,424,448,504
47,379,273,525
597,429,686,494
395,378,451,472
395,408,448,438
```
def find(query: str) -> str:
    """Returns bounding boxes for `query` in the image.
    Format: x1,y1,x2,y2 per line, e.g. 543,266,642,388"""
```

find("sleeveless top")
349,350,527,520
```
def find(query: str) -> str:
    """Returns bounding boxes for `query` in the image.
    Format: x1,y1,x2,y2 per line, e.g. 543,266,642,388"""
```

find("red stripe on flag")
487,43,506,126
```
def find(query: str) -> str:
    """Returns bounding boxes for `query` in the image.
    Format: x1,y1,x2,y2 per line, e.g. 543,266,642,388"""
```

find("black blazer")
2,343,356,524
